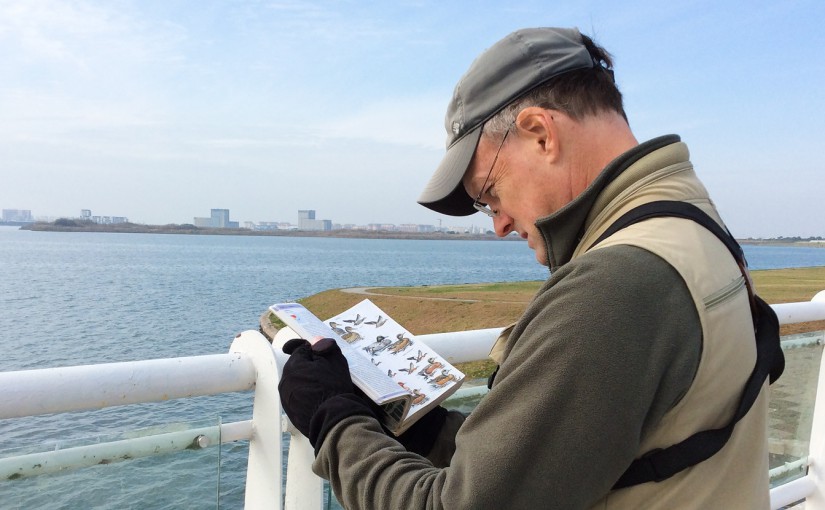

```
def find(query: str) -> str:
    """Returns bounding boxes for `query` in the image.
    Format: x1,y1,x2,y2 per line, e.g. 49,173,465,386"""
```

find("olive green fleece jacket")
312,136,768,509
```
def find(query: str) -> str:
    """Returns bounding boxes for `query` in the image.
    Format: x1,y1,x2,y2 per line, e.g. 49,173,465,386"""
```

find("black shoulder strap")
594,201,785,490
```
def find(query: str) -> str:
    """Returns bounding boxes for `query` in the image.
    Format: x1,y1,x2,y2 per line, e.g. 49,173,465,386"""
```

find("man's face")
462,131,568,266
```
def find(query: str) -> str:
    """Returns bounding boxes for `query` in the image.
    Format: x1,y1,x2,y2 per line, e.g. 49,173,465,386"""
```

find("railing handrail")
1,292,824,509
0,353,256,420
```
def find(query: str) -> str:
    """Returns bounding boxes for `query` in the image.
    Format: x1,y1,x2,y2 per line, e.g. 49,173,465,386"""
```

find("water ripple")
1,228,822,507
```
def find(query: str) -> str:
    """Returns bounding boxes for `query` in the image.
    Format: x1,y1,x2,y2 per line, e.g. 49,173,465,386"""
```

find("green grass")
265,267,825,378
375,281,543,297
751,267,825,303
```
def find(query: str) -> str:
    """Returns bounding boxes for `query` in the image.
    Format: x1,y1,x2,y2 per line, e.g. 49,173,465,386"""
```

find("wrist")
308,393,378,453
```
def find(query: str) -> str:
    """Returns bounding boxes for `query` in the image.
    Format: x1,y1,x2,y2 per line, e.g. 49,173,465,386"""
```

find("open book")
270,299,464,435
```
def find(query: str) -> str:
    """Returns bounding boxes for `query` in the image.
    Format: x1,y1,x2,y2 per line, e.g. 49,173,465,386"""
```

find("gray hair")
481,88,564,141
482,33,625,141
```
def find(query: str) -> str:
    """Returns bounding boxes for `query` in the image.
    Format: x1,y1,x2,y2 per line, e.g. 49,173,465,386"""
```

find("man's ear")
515,107,559,161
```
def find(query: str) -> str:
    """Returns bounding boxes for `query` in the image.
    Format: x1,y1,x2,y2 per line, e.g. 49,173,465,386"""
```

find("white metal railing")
0,292,824,509
0,331,281,508
768,290,825,510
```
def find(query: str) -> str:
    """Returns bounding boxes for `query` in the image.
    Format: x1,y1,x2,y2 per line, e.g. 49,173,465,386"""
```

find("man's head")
418,27,635,264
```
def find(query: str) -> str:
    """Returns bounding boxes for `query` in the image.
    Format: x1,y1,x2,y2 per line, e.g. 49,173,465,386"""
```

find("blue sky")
1,0,823,237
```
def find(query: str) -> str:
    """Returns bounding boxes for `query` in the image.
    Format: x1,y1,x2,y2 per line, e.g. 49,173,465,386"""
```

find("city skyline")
0,205,488,234
1,1,823,237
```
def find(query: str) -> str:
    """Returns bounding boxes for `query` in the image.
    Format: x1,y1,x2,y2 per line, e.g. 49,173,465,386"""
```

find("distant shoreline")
18,221,517,241
740,240,825,248
15,221,825,246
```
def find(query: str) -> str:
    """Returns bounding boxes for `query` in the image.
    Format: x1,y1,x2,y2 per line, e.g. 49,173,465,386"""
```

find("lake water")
1,227,824,508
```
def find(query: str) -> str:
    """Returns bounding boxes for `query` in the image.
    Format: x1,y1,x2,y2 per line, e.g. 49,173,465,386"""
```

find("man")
279,27,770,508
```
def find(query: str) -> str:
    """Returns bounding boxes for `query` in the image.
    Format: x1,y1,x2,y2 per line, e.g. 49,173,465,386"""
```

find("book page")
269,303,407,403
326,299,464,422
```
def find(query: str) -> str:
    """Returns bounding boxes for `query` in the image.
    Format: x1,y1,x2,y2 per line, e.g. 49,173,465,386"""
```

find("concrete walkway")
340,287,480,303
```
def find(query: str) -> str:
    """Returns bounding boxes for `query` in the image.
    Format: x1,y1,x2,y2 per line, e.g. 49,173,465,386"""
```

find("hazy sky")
1,0,823,236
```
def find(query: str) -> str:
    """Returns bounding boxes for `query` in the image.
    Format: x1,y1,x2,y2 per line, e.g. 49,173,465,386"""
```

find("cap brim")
417,127,482,216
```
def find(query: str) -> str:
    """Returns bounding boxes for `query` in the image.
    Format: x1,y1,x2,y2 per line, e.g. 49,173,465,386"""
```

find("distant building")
367,223,396,231
79,209,128,225
397,224,437,233
298,209,332,231
255,221,296,231
90,216,129,225
193,208,236,228
298,209,315,230
211,209,230,228
2,209,33,222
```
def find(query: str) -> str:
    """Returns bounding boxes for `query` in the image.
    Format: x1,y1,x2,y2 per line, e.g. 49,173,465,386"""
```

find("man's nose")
493,213,514,237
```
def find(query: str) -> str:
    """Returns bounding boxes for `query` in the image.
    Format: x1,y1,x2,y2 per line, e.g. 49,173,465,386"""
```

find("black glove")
278,338,376,449
348,386,447,456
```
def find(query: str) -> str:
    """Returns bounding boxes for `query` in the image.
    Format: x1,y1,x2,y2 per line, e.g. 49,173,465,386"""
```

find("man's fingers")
283,338,311,355
312,338,341,357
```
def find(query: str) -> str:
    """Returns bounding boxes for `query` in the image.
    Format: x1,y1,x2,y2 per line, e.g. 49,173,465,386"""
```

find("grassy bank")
269,266,825,378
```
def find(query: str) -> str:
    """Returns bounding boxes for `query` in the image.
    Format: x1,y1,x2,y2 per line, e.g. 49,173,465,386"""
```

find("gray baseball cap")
417,27,594,216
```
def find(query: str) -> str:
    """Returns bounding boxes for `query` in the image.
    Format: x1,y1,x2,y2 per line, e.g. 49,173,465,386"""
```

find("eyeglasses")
472,128,511,218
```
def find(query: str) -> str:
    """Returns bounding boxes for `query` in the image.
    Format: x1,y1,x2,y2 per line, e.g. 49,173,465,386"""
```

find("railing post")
272,327,326,510
230,330,283,509
806,291,825,509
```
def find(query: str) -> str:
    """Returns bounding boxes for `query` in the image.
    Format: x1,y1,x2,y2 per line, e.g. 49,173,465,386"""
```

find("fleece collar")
535,135,681,271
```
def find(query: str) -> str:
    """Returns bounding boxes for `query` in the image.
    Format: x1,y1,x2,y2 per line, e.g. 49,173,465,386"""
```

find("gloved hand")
278,338,376,449
346,384,448,457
